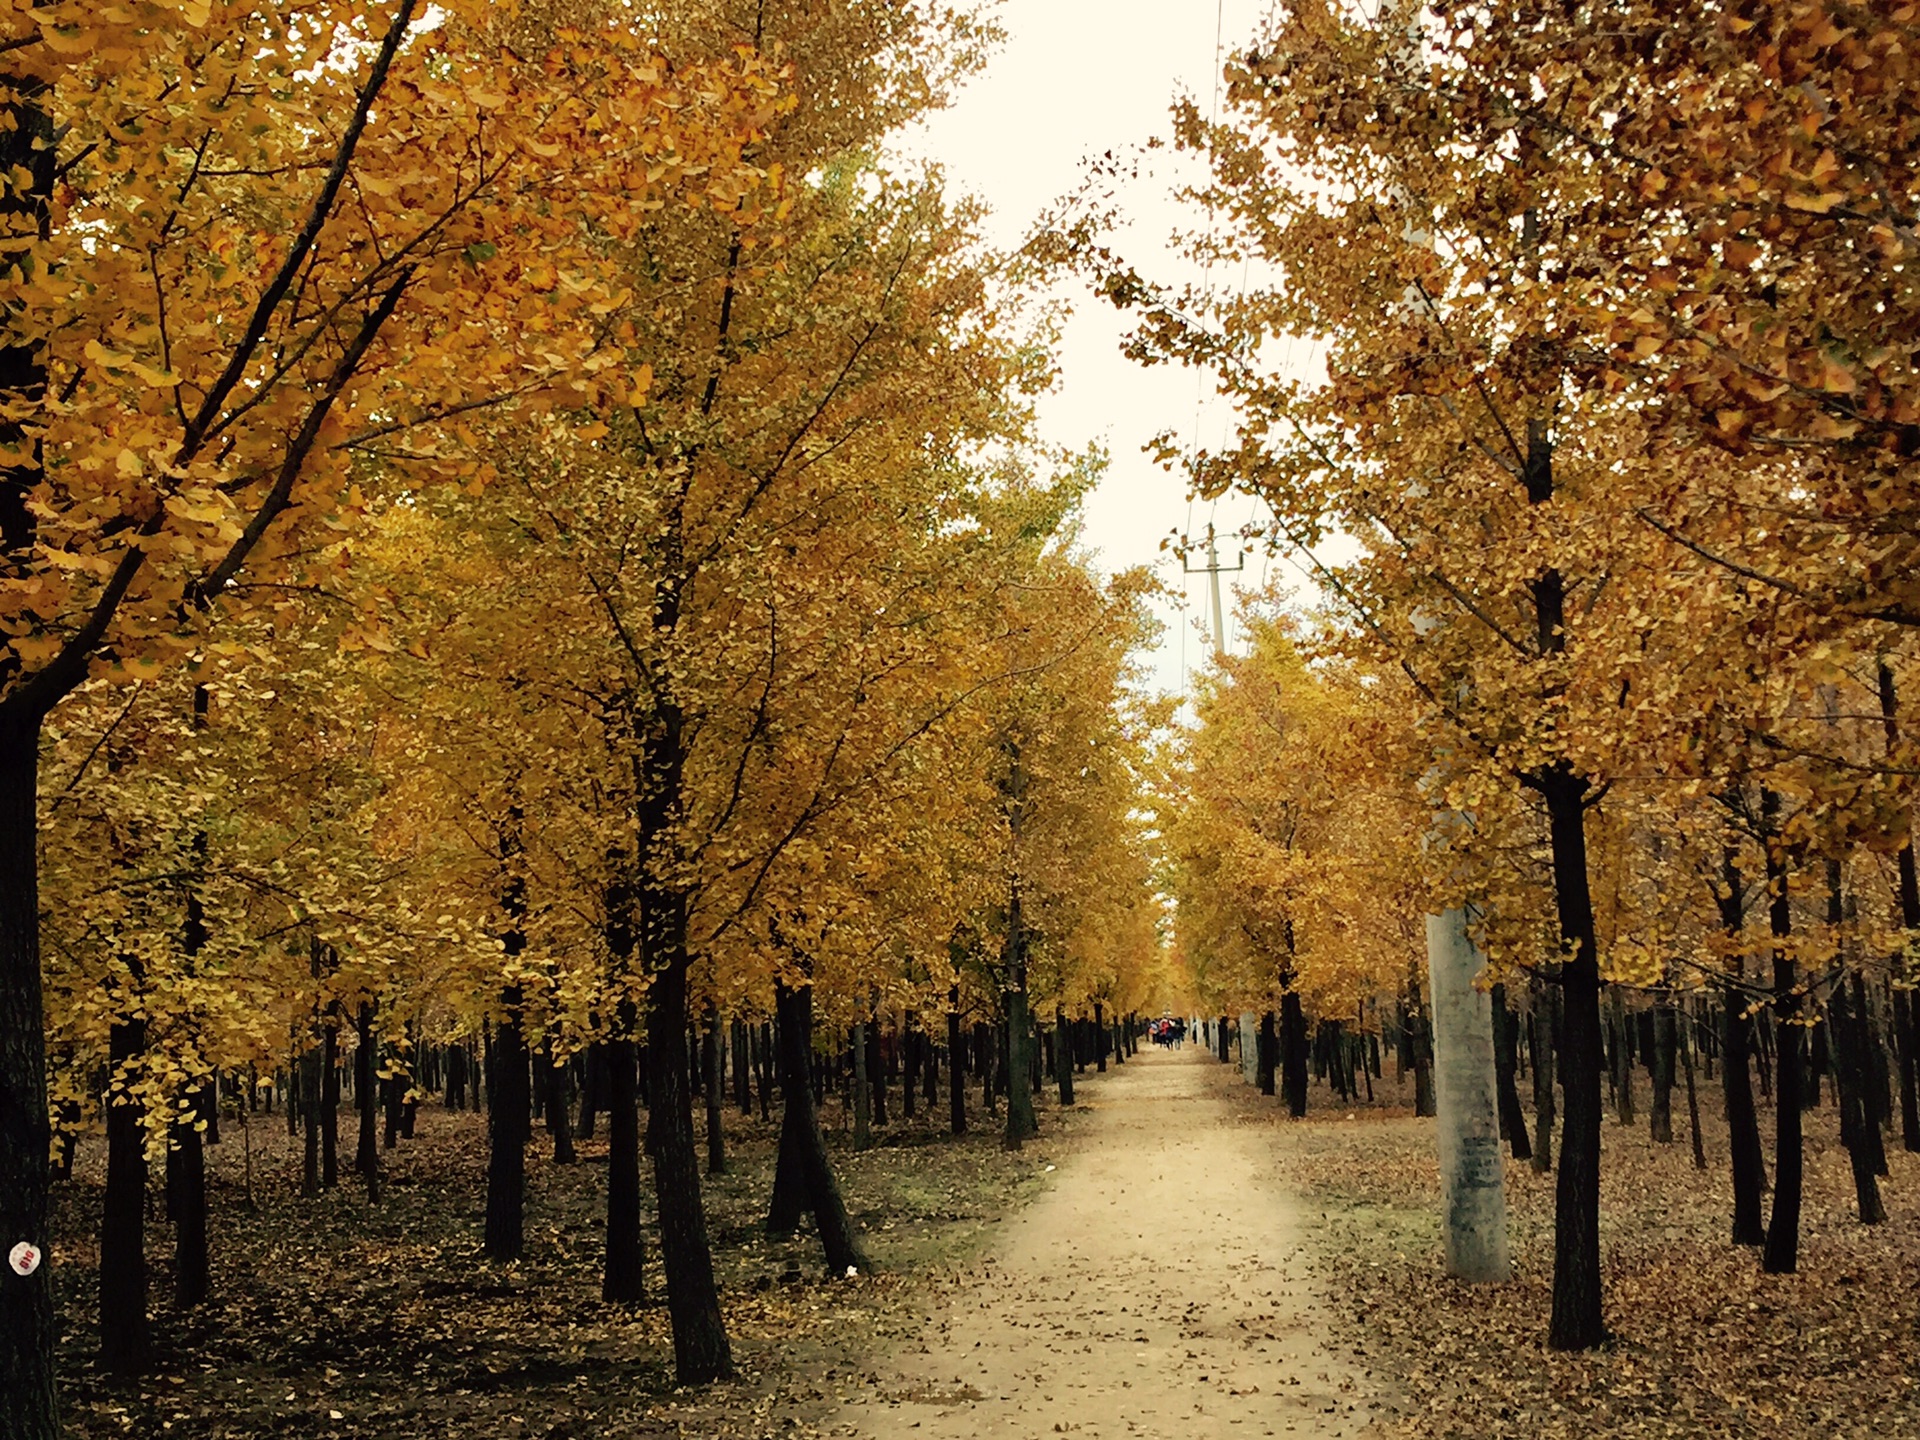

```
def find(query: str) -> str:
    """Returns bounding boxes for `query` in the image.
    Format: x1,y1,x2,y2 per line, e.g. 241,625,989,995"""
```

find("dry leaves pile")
1240,1070,1920,1439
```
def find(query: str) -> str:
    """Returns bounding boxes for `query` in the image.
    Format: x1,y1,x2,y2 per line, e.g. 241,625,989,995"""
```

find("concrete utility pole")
1388,0,1510,1286
1184,524,1244,662
1426,894,1511,1281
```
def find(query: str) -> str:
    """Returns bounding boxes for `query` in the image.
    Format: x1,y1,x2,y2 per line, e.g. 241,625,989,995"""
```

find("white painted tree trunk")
1239,1013,1258,1084
1426,905,1511,1282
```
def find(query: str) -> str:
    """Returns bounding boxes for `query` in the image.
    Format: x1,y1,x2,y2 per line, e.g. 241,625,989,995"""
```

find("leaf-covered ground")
1232,1060,1920,1440
52,1078,1088,1439
54,1053,1920,1438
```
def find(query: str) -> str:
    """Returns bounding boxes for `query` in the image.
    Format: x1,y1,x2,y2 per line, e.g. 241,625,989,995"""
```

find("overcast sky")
897,0,1280,701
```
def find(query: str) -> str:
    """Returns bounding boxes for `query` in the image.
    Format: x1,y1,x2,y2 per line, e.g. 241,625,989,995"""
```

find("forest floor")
53,1063,1098,1439
52,1043,1920,1439
1239,1053,1920,1440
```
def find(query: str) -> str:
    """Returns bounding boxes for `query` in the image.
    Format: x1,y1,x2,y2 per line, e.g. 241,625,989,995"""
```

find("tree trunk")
355,1001,380,1198
732,1019,752,1116
1718,851,1768,1244
1529,973,1556,1172
1281,990,1309,1116
948,991,967,1136
484,988,531,1262
1876,661,1920,1152
171,1094,210,1308
300,1038,322,1197
99,1009,151,1375
0,68,59,1430
901,1016,919,1121
770,979,870,1275
1542,768,1605,1351
1491,984,1532,1161
545,1037,576,1165
603,1031,645,1304
646,944,733,1382
1257,1011,1278,1096
1607,987,1635,1127
1834,972,1887,1225
756,1021,775,1122
320,1018,340,1189
1762,804,1804,1275
703,1010,725,1176
1403,972,1436,1120
1054,1009,1075,1107
851,1020,872,1151
1679,1008,1708,1170
1650,999,1677,1145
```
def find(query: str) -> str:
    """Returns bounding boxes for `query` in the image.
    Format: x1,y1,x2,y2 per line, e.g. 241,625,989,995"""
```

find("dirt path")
828,1047,1375,1439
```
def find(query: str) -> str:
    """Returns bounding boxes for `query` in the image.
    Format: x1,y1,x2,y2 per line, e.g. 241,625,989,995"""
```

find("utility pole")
1388,0,1509,1287
1183,523,1243,663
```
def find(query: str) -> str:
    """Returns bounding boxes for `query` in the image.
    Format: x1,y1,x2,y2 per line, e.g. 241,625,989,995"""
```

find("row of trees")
1104,0,1920,1354
2,3,1166,1436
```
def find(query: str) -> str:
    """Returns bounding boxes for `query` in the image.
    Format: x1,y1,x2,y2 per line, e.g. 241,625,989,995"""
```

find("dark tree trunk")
603,1032,645,1304
0,73,59,1434
484,988,531,1262
170,1099,209,1308
1217,1014,1231,1064
948,991,967,1136
1833,973,1887,1225
1404,975,1435,1120
1281,990,1310,1117
1762,805,1805,1276
1877,662,1920,1152
382,1045,404,1149
1257,1011,1277,1096
1719,853,1768,1244
1679,1008,1708,1170
646,949,733,1381
576,1041,600,1139
300,1040,322,1196
867,1018,887,1128
320,1018,340,1190
1530,973,1557,1172
901,1016,919,1121
1093,1003,1107,1072
851,1021,872,1150
703,1011,725,1176
1492,984,1532,1160
355,1001,380,1198
1541,767,1605,1351
756,1021,774,1122
1650,999,1677,1145
100,1009,151,1375
1054,1010,1075,1107
770,979,869,1274
545,1037,576,1165
446,1043,467,1111
1896,984,1920,1155
732,1018,752,1115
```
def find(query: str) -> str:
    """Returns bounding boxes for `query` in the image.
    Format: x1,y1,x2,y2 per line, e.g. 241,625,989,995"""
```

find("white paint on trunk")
1425,905,1511,1283
1240,1012,1258,1084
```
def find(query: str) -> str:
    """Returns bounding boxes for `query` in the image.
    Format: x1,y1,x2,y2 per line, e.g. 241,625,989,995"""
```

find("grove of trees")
1091,0,1920,1360
1,3,1166,1436
6,0,1918,1436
